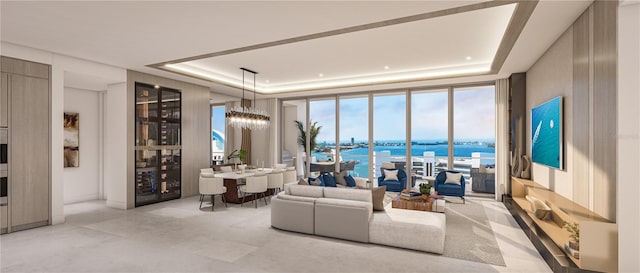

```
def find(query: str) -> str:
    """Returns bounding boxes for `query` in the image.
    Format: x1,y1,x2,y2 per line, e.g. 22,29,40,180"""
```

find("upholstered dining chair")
219,166,233,173
199,168,227,211
266,172,284,198
239,175,268,208
282,170,297,185
199,168,214,202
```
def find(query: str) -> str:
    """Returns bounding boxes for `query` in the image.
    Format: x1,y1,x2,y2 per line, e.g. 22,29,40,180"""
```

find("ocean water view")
313,142,495,177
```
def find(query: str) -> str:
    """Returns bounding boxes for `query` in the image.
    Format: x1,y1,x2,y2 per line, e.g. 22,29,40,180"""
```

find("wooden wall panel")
572,8,591,208
127,71,210,207
592,0,617,221
9,74,50,228
1,56,49,79
1,73,7,127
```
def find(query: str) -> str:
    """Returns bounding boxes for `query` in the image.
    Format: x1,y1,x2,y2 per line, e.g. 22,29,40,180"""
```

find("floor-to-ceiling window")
411,89,449,181
309,98,336,175
373,93,406,180
453,85,496,194
279,83,497,197
281,100,307,177
211,105,225,165
339,96,368,177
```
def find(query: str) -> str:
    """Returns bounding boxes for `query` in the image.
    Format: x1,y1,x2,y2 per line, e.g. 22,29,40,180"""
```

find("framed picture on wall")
64,112,79,167
531,96,563,170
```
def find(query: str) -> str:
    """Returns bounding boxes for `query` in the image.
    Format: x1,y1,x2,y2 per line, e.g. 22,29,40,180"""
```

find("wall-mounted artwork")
531,96,563,169
64,112,79,168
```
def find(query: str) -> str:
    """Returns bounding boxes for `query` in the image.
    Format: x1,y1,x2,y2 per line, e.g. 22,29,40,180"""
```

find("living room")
0,1,638,272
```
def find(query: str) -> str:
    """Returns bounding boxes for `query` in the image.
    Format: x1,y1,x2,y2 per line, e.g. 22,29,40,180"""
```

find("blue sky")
309,86,495,142
212,106,225,134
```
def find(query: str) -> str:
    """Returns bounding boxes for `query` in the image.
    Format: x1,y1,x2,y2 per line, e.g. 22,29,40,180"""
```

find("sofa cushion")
278,192,317,203
298,178,309,185
316,197,373,210
323,187,372,203
333,171,348,186
322,173,337,187
372,186,386,211
308,176,324,186
289,184,325,198
354,177,368,188
369,204,446,254
445,172,462,185
345,175,357,187
383,169,399,181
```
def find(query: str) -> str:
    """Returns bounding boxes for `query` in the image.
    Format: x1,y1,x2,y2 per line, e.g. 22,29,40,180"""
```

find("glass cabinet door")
135,82,181,207
135,85,159,146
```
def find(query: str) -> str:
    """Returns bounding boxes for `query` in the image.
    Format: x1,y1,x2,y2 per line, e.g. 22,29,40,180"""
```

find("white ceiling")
0,1,593,98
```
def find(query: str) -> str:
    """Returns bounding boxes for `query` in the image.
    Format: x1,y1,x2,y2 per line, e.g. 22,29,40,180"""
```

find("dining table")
214,168,285,204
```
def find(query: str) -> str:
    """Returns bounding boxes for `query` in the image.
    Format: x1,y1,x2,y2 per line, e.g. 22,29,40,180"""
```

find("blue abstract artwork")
531,96,563,169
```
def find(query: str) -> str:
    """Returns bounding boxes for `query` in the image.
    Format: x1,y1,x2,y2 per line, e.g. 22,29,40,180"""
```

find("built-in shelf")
510,177,617,273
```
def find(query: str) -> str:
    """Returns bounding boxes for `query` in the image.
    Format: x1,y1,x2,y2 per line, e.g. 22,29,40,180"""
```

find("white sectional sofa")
270,184,446,254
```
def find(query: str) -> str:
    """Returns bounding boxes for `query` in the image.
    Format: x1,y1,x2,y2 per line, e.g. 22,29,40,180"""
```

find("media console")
505,177,617,273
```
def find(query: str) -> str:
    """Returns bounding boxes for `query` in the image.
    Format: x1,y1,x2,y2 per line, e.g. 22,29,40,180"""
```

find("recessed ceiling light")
466,56,472,61
318,73,324,77
265,80,270,83
384,66,390,70
154,85,160,89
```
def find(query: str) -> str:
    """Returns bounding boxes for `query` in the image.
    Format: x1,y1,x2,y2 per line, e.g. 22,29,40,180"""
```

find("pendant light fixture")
225,68,271,130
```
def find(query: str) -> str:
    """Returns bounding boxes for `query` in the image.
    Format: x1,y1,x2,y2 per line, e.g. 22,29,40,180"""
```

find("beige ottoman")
369,204,446,254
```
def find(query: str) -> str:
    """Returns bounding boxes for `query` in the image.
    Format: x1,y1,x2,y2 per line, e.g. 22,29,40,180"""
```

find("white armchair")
239,175,268,208
199,168,227,211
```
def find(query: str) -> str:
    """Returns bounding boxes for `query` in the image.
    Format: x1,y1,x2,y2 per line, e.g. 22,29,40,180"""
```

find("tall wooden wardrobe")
0,56,51,233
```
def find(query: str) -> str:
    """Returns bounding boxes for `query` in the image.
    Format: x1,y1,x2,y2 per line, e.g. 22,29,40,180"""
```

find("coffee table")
391,194,445,213
391,195,432,211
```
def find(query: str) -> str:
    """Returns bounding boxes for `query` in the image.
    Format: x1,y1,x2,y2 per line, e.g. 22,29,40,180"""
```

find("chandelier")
226,68,271,130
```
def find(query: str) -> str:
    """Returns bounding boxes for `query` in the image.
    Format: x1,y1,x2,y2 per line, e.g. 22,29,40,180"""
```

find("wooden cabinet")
1,56,51,233
1,73,7,127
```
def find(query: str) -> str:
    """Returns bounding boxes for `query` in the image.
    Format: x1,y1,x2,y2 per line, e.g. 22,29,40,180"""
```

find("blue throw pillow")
322,173,337,187
308,176,325,186
345,175,356,187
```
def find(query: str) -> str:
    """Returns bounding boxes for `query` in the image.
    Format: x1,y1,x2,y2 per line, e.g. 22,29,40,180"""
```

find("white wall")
526,27,574,200
617,2,640,272
63,88,101,204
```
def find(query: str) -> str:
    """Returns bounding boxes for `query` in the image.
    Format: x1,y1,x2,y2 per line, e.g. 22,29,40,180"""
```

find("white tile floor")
0,196,551,273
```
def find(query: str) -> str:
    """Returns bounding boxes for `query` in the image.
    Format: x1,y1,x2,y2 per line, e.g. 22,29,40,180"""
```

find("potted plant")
294,120,322,152
564,222,580,251
227,149,247,164
419,183,432,201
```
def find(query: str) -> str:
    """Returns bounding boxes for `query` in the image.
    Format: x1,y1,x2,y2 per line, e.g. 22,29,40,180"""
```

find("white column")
617,3,640,272
50,58,64,224
104,82,128,209
495,78,510,201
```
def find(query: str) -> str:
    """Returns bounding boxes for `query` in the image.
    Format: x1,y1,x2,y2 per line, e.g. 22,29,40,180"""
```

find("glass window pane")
374,93,406,188
411,90,448,185
454,85,496,194
339,96,368,178
309,99,336,176
211,105,225,165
